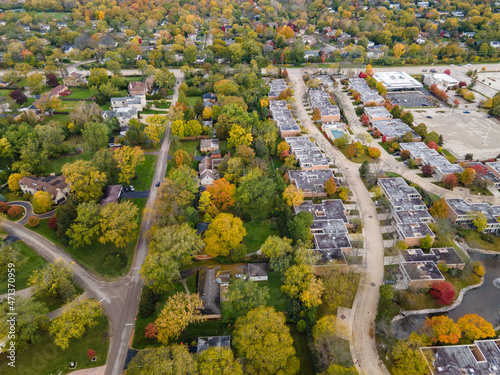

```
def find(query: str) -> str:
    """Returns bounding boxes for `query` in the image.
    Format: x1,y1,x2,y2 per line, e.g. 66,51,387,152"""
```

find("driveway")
120,190,150,199
8,201,55,225
288,69,389,375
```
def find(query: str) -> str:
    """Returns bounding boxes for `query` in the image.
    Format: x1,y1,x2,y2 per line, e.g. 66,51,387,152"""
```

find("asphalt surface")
120,190,150,199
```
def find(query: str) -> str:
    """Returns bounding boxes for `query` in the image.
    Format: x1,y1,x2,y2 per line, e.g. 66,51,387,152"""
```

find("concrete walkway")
68,365,106,375
0,286,33,300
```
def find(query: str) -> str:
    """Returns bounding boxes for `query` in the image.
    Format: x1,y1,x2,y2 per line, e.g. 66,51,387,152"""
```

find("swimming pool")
330,130,345,139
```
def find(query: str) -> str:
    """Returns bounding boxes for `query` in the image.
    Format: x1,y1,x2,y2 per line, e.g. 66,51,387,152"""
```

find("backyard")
242,219,278,254
133,154,157,191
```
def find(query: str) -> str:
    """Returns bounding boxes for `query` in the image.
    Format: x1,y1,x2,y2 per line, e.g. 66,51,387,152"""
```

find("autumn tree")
421,164,433,177
173,149,193,168
141,223,204,293
228,125,253,148
283,185,304,207
67,202,101,248
312,315,350,371
391,334,429,375
31,191,53,213
368,146,381,158
204,213,246,257
261,235,294,273
324,177,337,196
169,165,199,205
457,314,495,343
346,142,356,158
62,160,107,202
197,347,243,375
223,279,269,322
49,298,103,350
46,72,59,87
469,211,487,233
155,292,204,344
312,108,321,121
127,346,196,375
144,322,158,339
99,201,139,248
443,174,458,189
282,263,324,308
34,93,62,115
207,178,236,211
429,198,448,219
322,268,359,312
28,259,76,302
424,315,461,344
233,306,299,375
113,146,145,185
430,281,455,306
460,167,476,185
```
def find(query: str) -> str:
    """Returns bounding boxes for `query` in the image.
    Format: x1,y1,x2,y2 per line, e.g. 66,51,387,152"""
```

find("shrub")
87,349,96,360
0,201,9,213
27,216,40,227
0,194,6,202
480,233,495,244
48,215,57,230
296,319,306,333
421,164,433,177
437,263,449,274
7,205,23,218
368,147,381,158
473,261,485,277
430,281,455,305
373,130,382,138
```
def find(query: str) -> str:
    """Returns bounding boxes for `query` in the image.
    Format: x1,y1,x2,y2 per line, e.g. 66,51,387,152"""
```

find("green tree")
414,123,428,138
67,201,101,248
35,122,66,158
197,347,243,375
49,298,103,350
287,211,314,246
420,234,433,250
260,235,294,273
127,346,196,375
62,160,107,202
236,168,276,219
26,72,45,94
233,306,300,375
91,148,119,184
28,259,76,302
223,279,269,322
141,223,204,293
168,165,199,205
391,336,429,375
99,201,139,248
82,121,110,151
402,131,414,143
155,292,204,344
401,112,414,125
88,67,109,86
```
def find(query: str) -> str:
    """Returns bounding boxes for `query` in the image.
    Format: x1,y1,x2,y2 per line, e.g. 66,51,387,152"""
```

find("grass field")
45,150,93,175
41,11,70,20
169,140,200,156
242,220,278,254
289,325,315,375
0,242,47,293
133,154,157,191
0,316,109,375
259,271,291,312
463,229,500,251
187,96,201,106
65,88,94,100
26,198,146,278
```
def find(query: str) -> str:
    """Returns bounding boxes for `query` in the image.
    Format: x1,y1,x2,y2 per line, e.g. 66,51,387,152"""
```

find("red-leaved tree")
427,141,438,150
48,215,57,230
358,72,368,79
443,174,458,189
361,113,370,125
382,135,387,143
430,281,455,305
421,164,433,177
0,202,8,213
470,164,487,176
87,349,96,360
144,322,158,339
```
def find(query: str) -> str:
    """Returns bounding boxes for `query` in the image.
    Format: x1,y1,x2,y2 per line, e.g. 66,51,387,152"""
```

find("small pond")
393,251,500,340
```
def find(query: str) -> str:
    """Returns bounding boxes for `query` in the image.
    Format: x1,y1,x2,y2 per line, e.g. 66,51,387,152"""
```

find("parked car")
130,185,135,192
235,274,245,279
430,69,437,73
156,182,160,187
393,152,400,156
426,115,433,119
463,111,470,114
422,69,428,72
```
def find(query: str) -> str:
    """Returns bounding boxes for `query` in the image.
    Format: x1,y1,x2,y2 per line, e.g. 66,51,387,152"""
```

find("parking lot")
387,89,436,108
411,107,500,159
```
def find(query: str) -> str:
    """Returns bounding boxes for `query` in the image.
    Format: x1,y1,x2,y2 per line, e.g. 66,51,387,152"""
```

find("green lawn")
140,110,165,115
169,140,200,156
6,205,25,221
187,96,201,106
442,149,457,163
66,88,94,100
337,143,373,164
133,154,157,191
289,325,315,375
45,150,93,175
41,114,68,126
153,100,171,109
42,11,70,20
243,220,278,254
259,271,291,312
0,242,47,293
26,198,145,278
0,89,11,97
0,316,109,375
462,229,500,251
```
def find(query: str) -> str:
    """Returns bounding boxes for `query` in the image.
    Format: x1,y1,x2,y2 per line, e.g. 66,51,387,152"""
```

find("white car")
129,185,135,192
235,274,245,279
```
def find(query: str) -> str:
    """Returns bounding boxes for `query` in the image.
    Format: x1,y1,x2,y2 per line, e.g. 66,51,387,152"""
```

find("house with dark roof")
100,185,122,206
198,266,222,319
248,263,268,281
197,336,231,355
287,169,339,197
19,175,70,204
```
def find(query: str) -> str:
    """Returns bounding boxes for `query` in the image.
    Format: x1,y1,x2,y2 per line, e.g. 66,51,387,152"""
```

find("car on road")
463,111,471,114
426,115,433,119
422,69,428,72
430,69,437,73
177,81,180,84
393,152,400,156
488,115,493,118
156,182,160,187
450,64,455,67
130,185,135,192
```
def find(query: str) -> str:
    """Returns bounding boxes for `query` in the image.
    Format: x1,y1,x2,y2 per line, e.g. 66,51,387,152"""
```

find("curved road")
1,70,183,375
289,70,389,375
8,201,55,225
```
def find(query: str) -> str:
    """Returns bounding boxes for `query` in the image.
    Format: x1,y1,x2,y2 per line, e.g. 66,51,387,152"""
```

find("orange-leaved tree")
424,315,461,344
457,314,495,342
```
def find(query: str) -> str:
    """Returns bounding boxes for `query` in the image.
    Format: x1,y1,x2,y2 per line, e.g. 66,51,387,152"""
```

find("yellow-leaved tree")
281,263,324,308
283,185,304,207
99,200,139,248
204,213,247,257
228,125,253,148
31,191,53,214
113,146,145,185
7,173,24,192
62,160,107,202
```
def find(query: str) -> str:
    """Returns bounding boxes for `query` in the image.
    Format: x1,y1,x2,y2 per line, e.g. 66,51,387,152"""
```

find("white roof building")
373,71,424,91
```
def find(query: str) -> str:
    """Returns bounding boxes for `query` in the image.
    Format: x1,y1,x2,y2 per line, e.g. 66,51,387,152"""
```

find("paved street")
0,70,183,375
288,69,389,375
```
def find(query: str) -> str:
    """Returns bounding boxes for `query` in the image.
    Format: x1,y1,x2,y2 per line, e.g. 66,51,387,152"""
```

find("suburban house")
101,107,138,127
420,339,500,375
199,156,222,187
285,137,330,170
128,81,148,96
378,177,435,247
248,263,268,281
19,175,70,205
287,169,340,197
400,142,464,181
269,100,301,137
64,72,87,86
48,84,68,98
100,185,122,206
197,336,231,355
110,95,145,111
464,162,500,188
198,266,223,319
200,139,219,153
308,89,341,122
444,198,500,234
202,93,217,103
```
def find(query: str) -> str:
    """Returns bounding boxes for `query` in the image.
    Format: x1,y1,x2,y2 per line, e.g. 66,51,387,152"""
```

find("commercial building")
378,177,435,247
308,89,341,122
268,78,288,100
287,169,340,197
269,100,301,137
400,142,464,181
464,162,500,188
372,119,421,142
445,198,500,234
364,106,393,122
373,71,423,91
348,78,385,105
400,261,444,289
421,339,500,375
285,137,330,170
422,73,459,91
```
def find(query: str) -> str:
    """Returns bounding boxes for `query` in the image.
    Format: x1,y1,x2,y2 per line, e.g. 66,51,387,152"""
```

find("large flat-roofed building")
308,89,341,122
268,78,288,100
401,247,465,268
400,260,444,289
364,106,393,122
464,162,500,188
285,137,329,170
348,78,385,105
269,100,301,137
372,119,421,143
373,71,423,91
400,142,464,181
287,169,340,197
422,73,459,91
421,339,500,375
485,161,500,180
294,199,349,223
445,198,500,234
378,177,435,246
